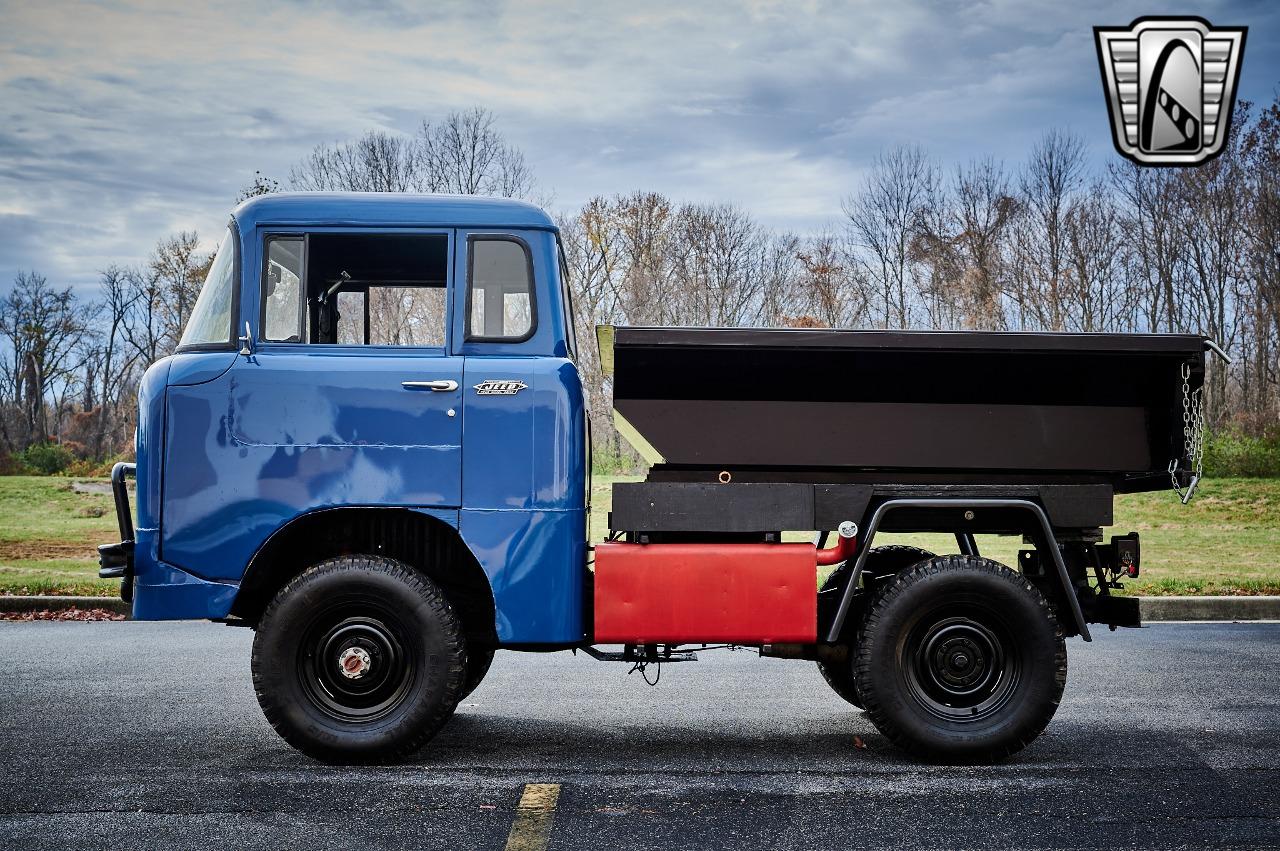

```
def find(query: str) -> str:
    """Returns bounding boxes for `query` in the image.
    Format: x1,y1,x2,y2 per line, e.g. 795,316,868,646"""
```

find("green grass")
0,476,119,541
2,473,1276,597
0,477,121,596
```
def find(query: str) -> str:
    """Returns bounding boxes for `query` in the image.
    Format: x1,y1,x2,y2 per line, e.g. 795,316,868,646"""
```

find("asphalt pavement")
0,621,1277,850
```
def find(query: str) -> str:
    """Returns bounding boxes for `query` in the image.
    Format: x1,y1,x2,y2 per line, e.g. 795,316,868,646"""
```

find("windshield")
179,225,237,347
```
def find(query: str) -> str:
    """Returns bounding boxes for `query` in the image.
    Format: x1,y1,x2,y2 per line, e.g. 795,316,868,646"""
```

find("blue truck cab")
101,193,588,759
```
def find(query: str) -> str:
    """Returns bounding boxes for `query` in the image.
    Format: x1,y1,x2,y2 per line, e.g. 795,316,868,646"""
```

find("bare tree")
1062,182,1130,332
669,203,772,326
843,145,938,328
558,205,623,460
121,266,168,366
609,191,677,325
1010,129,1087,330
418,108,535,199
1110,162,1185,333
0,272,94,448
290,131,419,192
759,231,803,327
286,108,537,203
237,170,281,203
791,230,867,328
85,266,142,457
912,159,1017,330
149,231,211,351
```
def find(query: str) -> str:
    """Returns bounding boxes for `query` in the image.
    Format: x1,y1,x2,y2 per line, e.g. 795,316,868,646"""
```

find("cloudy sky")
1,0,1276,291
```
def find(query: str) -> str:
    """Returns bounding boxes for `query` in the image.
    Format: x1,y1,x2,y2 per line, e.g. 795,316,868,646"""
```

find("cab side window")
467,237,534,341
260,232,450,347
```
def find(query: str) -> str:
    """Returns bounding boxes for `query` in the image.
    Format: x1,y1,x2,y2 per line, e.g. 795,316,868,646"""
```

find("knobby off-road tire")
251,555,465,764
817,545,936,709
855,555,1067,762
460,647,496,700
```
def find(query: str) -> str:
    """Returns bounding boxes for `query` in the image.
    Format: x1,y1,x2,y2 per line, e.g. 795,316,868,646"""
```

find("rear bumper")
97,462,137,603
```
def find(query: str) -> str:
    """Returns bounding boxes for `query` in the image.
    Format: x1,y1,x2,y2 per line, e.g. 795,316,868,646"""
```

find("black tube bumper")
97,462,136,603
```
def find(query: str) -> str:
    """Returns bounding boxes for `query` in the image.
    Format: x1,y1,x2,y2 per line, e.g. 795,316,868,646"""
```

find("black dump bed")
599,326,1209,493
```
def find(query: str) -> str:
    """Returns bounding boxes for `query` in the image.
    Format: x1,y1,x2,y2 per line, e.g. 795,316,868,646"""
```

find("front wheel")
855,555,1066,762
460,647,496,700
251,555,465,763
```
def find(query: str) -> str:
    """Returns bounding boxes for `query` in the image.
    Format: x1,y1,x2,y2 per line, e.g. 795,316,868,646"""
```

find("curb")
0,596,131,616
1139,595,1280,622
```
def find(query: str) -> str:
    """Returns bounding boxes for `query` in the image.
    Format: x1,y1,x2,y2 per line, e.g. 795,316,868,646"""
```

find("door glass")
179,226,237,347
264,238,303,342
468,238,533,340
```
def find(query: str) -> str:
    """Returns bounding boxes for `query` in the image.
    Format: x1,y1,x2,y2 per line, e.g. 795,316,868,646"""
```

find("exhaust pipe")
760,642,849,663
816,520,858,566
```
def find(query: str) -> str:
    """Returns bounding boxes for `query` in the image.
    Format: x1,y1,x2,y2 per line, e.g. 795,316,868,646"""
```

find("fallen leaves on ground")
0,607,125,621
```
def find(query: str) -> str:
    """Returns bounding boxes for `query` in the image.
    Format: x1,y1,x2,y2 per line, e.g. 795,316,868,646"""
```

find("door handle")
401,380,458,392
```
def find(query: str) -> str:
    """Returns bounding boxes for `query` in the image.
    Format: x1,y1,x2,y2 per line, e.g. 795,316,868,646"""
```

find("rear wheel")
817,545,935,709
855,555,1066,762
251,555,465,764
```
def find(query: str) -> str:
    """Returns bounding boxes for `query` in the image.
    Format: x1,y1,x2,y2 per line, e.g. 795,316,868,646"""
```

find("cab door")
454,229,589,642
161,228,463,581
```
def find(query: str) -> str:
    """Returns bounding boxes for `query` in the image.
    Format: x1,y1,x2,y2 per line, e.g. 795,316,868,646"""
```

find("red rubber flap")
593,542,817,644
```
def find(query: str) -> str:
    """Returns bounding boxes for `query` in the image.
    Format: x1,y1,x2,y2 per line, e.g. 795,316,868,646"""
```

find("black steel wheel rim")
903,609,1021,722
298,603,417,723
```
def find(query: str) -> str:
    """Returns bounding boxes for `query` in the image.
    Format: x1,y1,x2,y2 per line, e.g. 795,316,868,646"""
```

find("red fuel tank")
593,542,817,644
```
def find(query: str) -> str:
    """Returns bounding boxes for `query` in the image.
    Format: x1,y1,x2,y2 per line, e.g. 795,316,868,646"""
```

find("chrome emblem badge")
473,379,528,396
1094,17,1246,166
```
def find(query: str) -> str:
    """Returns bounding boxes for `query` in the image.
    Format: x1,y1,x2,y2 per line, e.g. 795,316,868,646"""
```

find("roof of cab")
231,192,557,231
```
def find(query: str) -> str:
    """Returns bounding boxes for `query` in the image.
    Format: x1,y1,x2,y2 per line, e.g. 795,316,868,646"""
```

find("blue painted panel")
460,356,585,512
162,361,464,581
229,350,463,455
459,507,587,642
132,558,239,621
133,356,171,540
536,359,587,509
233,193,557,233
168,351,237,386
461,357,538,509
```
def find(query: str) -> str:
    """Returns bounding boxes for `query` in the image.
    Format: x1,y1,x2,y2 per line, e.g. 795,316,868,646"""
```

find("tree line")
3,100,1278,472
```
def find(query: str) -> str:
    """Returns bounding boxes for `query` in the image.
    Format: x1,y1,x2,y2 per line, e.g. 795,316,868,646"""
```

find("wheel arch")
826,498,1092,643
230,507,497,648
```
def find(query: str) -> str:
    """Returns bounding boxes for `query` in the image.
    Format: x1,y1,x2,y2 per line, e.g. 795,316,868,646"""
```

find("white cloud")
0,0,1275,290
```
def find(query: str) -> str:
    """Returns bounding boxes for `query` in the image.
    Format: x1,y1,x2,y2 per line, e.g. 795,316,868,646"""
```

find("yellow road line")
503,783,561,851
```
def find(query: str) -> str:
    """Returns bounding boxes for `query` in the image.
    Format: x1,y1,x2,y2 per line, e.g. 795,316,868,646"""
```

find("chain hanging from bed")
1168,363,1205,504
